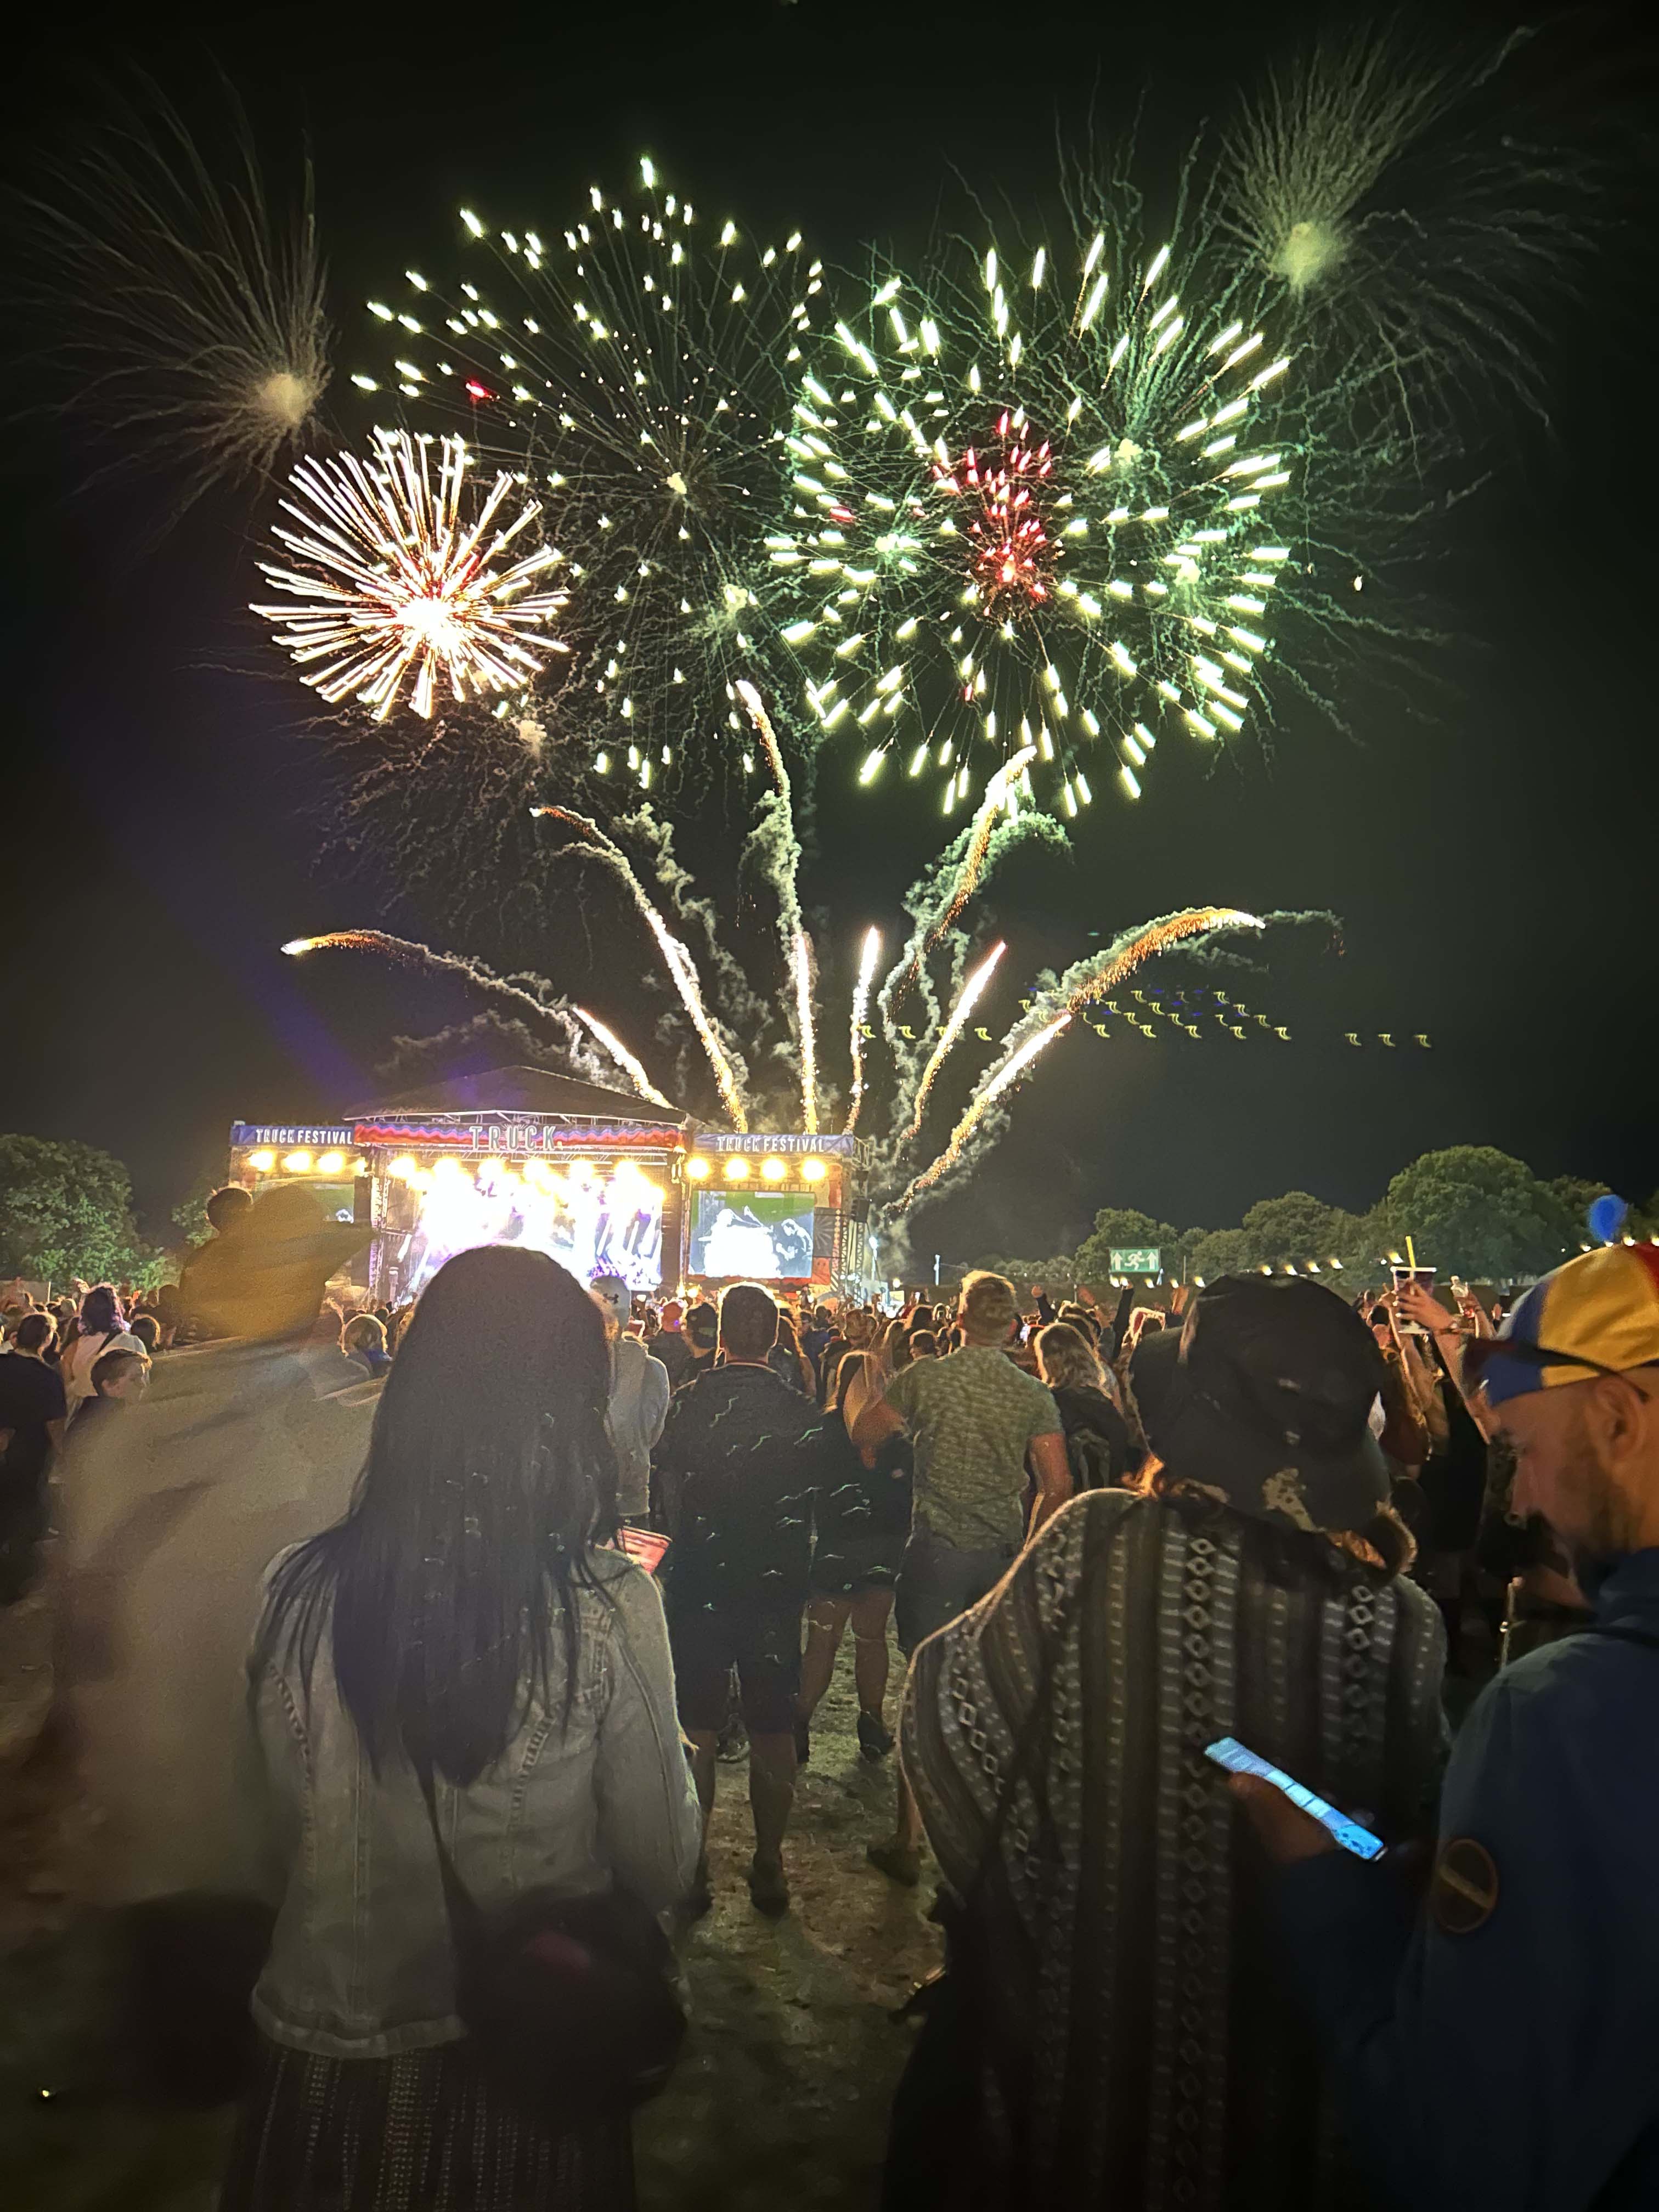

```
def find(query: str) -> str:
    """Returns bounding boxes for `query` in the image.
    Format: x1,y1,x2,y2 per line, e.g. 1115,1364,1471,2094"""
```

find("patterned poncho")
902,1485,1446,2208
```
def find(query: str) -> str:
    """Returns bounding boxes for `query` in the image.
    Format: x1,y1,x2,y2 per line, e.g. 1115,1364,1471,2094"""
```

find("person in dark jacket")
795,1351,912,1764
1035,1322,1137,1488
656,1284,820,1915
1238,1243,1659,2212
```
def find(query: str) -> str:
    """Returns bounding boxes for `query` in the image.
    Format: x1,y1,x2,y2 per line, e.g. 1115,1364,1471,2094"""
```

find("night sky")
4,0,1652,1268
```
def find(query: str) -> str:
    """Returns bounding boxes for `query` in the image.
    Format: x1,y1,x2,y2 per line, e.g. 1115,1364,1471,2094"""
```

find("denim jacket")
247,1551,701,2059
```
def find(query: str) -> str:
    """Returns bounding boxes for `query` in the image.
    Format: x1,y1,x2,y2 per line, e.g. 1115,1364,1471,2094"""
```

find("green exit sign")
1110,1247,1161,1274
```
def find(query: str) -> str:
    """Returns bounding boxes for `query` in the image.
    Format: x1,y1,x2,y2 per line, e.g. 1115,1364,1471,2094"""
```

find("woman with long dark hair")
224,1246,701,2212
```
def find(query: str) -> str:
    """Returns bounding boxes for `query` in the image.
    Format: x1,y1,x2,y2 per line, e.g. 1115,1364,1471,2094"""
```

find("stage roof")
343,1065,687,1127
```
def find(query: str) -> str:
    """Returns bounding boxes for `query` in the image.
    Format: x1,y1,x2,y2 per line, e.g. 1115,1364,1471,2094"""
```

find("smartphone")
1204,1736,1385,1860
617,1526,672,1575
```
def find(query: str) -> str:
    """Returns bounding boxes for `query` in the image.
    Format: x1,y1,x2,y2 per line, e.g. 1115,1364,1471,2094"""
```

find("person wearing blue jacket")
1234,1242,1659,2210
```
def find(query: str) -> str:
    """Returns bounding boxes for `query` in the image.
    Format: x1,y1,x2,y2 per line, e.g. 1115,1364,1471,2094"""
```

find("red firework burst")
932,410,1058,625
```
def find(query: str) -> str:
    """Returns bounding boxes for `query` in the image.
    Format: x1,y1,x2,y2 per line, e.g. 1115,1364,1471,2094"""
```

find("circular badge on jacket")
1430,1837,1499,1935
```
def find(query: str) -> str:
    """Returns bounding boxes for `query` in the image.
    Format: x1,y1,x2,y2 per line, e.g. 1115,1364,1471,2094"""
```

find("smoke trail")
894,1014,1073,1210
844,926,883,1134
882,748,1038,1014
532,807,751,1129
899,940,1007,1141
617,805,770,1037
1047,906,1262,1021
736,679,819,1132
889,906,1262,1216
281,929,633,1094
791,929,820,1135
568,1007,678,1110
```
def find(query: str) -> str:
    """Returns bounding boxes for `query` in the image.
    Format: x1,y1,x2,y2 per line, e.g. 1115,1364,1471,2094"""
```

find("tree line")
0,1134,220,1289
971,1145,1658,1293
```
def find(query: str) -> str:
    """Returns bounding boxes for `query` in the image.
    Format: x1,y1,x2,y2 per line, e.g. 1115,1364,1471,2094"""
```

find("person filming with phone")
1234,1243,1659,2210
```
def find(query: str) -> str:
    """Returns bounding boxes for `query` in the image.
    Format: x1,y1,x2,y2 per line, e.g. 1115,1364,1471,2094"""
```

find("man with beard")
1240,1244,1659,2209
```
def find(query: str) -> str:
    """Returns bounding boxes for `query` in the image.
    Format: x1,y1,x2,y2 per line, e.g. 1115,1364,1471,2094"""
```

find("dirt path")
1,1610,940,2211
636,1637,940,2210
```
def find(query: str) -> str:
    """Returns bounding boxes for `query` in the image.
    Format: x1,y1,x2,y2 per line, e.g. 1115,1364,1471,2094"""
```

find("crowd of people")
3,1180,1657,2209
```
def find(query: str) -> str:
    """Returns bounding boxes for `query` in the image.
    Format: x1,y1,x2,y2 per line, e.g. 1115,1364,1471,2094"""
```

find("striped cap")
1475,1245,1659,1407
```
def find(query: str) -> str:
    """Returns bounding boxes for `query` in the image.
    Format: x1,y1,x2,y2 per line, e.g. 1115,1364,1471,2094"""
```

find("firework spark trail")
880,756,1053,1028
278,930,621,1091
844,926,883,1133
736,679,819,1130
533,807,751,1128
617,808,770,1038
900,940,1007,1140
1046,905,1265,1024
932,748,1039,940
896,1015,1073,1209
892,906,1263,1215
791,929,820,1136
253,431,570,721
568,1006,677,1109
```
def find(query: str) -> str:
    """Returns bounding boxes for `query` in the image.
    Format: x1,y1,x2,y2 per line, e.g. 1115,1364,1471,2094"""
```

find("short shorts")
668,1600,804,1736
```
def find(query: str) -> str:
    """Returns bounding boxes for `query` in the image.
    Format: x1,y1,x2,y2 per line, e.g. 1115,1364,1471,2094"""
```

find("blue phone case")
1204,1736,1385,1860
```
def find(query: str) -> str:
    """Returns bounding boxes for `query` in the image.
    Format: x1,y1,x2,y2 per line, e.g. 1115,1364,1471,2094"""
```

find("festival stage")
226,1066,878,1302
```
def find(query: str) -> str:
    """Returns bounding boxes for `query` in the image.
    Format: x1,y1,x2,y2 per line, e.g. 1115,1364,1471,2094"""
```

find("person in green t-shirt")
852,1269,1069,1883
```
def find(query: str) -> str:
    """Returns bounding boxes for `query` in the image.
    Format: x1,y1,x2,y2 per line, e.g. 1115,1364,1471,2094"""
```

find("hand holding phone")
1205,1737,1384,1860
1397,1279,1458,1336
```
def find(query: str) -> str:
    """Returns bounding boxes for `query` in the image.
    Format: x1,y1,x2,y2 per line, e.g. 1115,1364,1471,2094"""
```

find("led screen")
397,1156,664,1298
689,1189,815,1280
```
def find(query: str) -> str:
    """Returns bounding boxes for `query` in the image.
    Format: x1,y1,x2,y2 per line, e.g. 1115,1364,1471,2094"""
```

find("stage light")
761,1156,786,1182
248,1149,275,1173
283,1149,313,1173
724,1159,751,1182
388,1154,419,1180
802,1157,827,1183
316,1150,346,1175
350,1158,368,1175
687,1157,711,1181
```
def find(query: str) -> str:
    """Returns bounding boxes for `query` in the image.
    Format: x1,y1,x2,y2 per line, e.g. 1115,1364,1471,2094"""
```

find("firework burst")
15,80,329,521
777,218,1297,817
358,156,825,792
253,430,570,721
1217,24,1598,430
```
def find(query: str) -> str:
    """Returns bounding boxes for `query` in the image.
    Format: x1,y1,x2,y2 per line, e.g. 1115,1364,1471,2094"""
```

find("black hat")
1155,1276,1390,1536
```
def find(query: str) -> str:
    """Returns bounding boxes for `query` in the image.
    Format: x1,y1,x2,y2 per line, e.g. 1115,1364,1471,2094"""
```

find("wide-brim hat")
1153,1275,1391,1537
